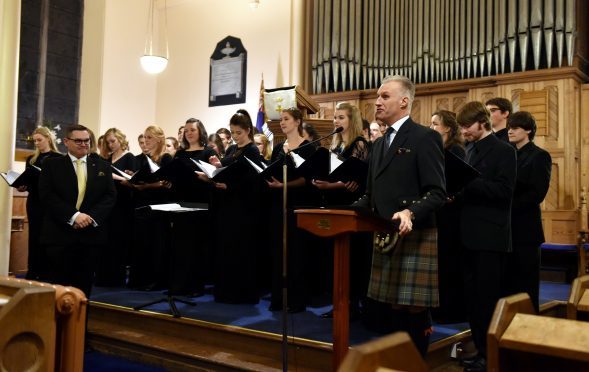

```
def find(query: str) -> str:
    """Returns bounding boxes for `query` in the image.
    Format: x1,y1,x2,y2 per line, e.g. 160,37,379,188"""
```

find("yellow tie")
75,159,86,210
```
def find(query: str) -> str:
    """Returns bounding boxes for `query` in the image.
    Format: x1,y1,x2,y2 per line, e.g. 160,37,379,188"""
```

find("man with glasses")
485,97,512,142
457,102,516,372
39,124,116,297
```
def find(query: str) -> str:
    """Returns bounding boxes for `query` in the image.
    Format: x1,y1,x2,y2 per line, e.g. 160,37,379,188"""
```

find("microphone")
290,126,343,153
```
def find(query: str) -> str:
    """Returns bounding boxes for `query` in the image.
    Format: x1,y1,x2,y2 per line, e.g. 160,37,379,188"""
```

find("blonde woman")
254,133,272,164
95,128,137,286
312,102,369,197
21,127,61,280
127,125,173,290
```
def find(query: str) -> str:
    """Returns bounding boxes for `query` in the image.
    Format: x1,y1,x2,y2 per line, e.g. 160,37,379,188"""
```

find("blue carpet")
84,350,166,372
90,286,468,345
89,281,570,348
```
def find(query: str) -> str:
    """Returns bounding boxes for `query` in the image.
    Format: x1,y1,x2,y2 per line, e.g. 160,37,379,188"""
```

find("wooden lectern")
264,85,333,146
295,208,395,371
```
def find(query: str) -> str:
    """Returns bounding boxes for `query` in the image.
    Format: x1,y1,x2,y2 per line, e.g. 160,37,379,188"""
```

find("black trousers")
504,244,540,312
463,249,506,357
45,241,100,298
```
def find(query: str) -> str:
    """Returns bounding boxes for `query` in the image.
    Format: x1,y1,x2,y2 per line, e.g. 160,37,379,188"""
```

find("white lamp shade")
140,55,168,74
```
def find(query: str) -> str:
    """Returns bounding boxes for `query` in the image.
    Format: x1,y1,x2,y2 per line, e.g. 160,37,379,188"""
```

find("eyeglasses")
68,138,91,145
488,108,501,113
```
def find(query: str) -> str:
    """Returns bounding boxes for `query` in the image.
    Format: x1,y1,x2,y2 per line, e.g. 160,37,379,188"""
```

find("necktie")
75,159,86,210
383,126,395,153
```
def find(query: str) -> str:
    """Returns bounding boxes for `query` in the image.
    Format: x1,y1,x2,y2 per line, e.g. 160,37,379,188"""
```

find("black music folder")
0,165,41,188
192,158,248,184
324,154,368,183
445,150,481,194
293,146,330,180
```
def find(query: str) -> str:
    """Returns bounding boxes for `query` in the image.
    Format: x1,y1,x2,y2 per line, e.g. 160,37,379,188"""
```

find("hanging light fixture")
141,0,169,74
249,0,260,10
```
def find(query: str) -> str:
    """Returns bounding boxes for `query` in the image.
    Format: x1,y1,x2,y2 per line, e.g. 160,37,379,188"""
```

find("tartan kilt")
367,227,439,307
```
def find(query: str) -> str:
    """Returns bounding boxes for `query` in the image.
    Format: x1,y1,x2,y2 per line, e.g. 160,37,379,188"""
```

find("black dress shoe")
463,356,486,372
320,310,333,318
287,305,306,313
459,353,480,366
268,303,282,311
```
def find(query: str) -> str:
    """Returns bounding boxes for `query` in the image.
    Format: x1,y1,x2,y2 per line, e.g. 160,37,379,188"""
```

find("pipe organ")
311,0,578,93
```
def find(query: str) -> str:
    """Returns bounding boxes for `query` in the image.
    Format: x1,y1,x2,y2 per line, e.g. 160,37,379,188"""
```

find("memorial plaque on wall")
209,36,247,107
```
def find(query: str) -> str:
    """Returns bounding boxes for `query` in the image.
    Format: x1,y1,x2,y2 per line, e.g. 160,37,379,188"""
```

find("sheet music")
148,203,205,212
290,152,306,168
0,171,21,185
111,165,132,180
192,159,225,178
244,156,264,173
146,156,160,173
329,152,344,173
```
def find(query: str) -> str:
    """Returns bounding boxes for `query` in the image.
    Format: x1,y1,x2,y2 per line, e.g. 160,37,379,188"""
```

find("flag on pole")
256,76,273,142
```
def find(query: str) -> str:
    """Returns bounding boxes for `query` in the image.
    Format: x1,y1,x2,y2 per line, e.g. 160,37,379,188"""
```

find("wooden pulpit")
295,208,395,371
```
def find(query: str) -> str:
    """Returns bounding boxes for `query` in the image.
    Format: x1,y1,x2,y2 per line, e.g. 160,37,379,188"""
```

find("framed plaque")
209,36,247,107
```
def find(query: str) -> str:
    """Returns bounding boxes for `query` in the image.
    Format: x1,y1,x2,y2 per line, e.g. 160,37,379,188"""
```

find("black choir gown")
128,153,174,290
212,143,265,304
268,140,318,312
315,137,372,314
432,143,468,323
167,147,217,294
95,152,137,286
24,151,62,280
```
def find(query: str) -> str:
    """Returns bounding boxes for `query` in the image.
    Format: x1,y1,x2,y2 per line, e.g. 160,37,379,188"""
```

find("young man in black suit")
39,124,116,297
355,75,446,356
485,97,512,142
506,111,551,312
457,102,517,372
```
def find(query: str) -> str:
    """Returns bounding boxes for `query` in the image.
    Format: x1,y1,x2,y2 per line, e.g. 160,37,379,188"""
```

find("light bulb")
140,55,168,74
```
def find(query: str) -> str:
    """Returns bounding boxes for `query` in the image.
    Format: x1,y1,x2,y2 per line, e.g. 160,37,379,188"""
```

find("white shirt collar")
68,153,88,163
387,115,410,133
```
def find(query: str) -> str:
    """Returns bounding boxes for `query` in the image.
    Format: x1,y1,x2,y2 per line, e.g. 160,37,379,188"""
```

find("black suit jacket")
356,118,446,227
39,154,116,245
460,134,517,252
511,142,551,246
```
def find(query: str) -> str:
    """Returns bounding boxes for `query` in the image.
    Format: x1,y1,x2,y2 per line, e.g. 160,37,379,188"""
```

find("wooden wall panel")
308,68,589,244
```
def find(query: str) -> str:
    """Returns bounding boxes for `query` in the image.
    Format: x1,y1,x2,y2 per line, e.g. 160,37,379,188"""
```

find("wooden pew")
488,293,589,371
337,332,428,372
0,276,88,372
567,274,589,320
0,278,56,371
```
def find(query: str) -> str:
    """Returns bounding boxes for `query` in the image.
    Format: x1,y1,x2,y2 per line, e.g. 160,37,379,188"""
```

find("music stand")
132,203,208,318
295,207,396,371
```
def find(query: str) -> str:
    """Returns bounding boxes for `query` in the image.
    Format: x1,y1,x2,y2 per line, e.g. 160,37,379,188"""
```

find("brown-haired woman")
207,113,265,304
266,107,318,313
207,133,225,159
20,127,61,280
429,110,467,323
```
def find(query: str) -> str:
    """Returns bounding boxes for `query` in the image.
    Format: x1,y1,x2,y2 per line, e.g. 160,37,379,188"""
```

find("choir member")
95,128,137,287
429,110,468,323
311,102,370,319
267,107,318,313
208,134,225,159
165,136,179,157
19,127,62,280
216,128,233,151
254,133,272,164
207,113,265,304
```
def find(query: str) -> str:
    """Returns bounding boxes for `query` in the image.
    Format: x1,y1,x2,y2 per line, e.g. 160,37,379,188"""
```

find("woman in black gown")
19,127,61,280
206,113,265,304
125,125,174,289
172,118,216,294
267,107,318,313
311,102,370,318
94,128,137,286
429,110,467,323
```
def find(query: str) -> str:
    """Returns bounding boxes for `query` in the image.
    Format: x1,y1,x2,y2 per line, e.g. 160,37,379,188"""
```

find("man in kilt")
355,75,446,356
